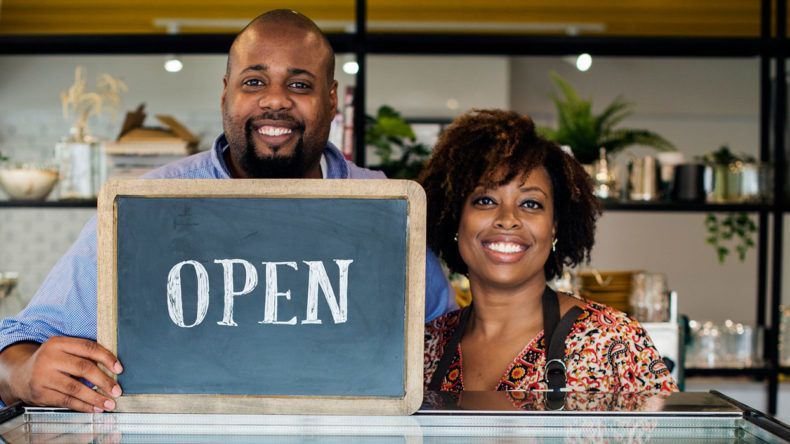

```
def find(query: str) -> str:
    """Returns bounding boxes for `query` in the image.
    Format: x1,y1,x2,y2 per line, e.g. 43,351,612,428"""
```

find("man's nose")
258,84,293,111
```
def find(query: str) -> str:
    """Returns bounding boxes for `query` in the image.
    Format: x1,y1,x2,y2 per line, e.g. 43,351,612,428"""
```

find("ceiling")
0,0,766,37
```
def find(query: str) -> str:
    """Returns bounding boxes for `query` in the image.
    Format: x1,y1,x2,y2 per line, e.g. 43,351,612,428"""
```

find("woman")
420,109,677,393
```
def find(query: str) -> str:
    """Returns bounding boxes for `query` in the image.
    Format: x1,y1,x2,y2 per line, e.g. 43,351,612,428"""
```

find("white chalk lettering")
214,259,258,327
260,261,298,325
165,258,354,327
302,260,353,324
166,260,210,328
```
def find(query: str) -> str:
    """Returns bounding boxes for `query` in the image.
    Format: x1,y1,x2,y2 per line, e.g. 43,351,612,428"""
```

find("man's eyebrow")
240,64,267,74
238,65,316,79
288,68,316,78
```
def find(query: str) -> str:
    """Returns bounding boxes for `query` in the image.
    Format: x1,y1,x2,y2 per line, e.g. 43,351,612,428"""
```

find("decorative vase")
54,126,103,200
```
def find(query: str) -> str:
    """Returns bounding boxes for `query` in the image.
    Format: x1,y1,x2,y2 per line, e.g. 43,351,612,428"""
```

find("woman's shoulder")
426,309,464,335
574,297,644,333
572,298,665,360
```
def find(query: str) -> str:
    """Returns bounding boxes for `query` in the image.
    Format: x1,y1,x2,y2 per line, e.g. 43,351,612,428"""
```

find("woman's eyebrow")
519,186,548,197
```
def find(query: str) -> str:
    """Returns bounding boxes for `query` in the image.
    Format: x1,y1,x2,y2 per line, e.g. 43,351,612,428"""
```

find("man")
0,10,451,413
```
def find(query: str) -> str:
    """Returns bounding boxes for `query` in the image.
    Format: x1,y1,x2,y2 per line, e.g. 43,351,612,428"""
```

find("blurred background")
0,0,789,418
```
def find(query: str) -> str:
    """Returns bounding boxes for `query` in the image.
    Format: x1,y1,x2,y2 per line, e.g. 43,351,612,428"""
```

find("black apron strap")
541,286,561,348
544,287,584,391
428,287,584,392
428,305,473,391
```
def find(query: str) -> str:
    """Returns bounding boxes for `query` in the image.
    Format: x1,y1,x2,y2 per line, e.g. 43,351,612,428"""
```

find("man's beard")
238,119,307,179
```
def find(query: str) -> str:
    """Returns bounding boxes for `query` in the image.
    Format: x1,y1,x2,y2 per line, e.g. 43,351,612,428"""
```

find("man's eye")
290,81,311,89
243,79,264,87
521,200,543,210
472,196,495,206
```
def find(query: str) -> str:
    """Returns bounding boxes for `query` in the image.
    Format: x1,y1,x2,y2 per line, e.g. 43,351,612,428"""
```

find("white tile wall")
0,209,94,317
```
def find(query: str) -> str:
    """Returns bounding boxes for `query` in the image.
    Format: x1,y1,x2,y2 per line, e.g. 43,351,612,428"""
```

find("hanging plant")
699,145,758,263
704,212,757,263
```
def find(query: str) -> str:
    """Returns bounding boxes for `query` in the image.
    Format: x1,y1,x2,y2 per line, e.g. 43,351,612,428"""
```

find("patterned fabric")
424,300,678,393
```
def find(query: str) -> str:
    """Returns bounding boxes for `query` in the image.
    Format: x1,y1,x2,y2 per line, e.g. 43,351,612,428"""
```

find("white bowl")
0,167,59,201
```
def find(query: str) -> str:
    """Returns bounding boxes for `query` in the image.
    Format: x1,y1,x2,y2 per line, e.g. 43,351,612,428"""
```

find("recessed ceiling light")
576,53,592,72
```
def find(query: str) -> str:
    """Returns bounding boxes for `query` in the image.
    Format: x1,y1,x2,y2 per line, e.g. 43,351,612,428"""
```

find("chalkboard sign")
97,179,425,415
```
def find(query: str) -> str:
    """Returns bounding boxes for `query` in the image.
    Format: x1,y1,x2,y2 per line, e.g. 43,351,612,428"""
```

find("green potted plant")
366,105,432,179
698,144,757,203
539,72,675,164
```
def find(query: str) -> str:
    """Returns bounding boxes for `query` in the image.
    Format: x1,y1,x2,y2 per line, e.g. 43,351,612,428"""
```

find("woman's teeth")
484,242,526,253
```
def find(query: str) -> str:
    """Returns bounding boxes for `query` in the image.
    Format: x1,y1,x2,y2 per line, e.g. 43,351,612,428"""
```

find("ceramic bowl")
0,166,59,201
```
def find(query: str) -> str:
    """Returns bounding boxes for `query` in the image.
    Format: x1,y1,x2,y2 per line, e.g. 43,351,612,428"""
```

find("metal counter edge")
710,390,790,441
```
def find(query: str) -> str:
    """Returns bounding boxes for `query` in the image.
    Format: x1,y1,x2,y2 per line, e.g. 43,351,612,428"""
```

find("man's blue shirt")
0,134,451,354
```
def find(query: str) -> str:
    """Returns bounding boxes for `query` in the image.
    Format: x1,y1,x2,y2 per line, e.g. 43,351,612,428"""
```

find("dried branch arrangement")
60,66,128,142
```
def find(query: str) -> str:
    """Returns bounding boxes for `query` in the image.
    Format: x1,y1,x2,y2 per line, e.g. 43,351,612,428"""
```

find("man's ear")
221,75,229,109
329,79,339,114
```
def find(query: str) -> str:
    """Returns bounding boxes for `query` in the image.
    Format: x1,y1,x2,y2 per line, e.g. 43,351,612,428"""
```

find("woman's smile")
480,235,530,263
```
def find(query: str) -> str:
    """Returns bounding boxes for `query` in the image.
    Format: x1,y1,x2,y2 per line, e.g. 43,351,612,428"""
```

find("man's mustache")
247,112,304,130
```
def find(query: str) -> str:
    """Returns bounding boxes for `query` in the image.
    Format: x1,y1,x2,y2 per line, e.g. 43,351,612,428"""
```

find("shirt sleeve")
0,216,99,352
611,316,679,393
425,248,452,322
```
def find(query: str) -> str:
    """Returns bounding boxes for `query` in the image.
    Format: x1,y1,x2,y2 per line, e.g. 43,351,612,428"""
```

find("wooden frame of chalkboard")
97,179,425,415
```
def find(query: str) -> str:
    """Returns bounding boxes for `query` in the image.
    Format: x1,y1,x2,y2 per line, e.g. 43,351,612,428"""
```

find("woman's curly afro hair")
418,109,602,280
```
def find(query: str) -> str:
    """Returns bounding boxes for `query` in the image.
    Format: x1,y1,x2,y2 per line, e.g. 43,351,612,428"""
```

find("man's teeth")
258,126,293,136
484,242,526,253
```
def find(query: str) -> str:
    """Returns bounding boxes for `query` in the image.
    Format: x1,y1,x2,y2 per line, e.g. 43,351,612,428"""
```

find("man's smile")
258,126,293,137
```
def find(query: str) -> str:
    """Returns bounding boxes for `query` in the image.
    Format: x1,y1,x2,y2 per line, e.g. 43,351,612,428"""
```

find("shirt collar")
211,133,348,179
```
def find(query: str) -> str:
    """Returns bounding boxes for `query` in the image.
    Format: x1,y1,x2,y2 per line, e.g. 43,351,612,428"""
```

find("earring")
552,238,558,252
454,233,459,242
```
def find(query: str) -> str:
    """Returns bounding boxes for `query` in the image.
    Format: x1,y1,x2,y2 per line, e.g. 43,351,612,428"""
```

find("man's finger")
58,355,122,399
51,337,123,374
43,372,116,413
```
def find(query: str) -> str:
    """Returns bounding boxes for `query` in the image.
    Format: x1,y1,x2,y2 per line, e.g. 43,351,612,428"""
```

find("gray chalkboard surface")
97,179,425,415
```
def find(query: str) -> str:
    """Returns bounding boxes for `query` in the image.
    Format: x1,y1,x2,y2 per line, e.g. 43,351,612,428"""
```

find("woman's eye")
521,200,543,210
472,196,495,206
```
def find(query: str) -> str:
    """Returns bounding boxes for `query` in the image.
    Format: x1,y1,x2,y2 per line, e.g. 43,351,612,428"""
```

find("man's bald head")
226,9,335,85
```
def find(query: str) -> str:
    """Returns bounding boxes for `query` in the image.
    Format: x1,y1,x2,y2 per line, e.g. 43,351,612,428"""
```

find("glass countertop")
0,391,787,443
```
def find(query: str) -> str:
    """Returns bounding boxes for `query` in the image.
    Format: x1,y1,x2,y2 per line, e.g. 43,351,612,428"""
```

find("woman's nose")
494,206,521,230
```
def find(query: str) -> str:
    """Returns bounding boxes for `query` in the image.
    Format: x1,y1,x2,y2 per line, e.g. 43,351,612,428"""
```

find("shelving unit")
0,199,773,212
0,0,786,414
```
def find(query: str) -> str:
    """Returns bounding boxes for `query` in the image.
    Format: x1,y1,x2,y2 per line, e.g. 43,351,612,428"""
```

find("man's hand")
0,337,123,413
